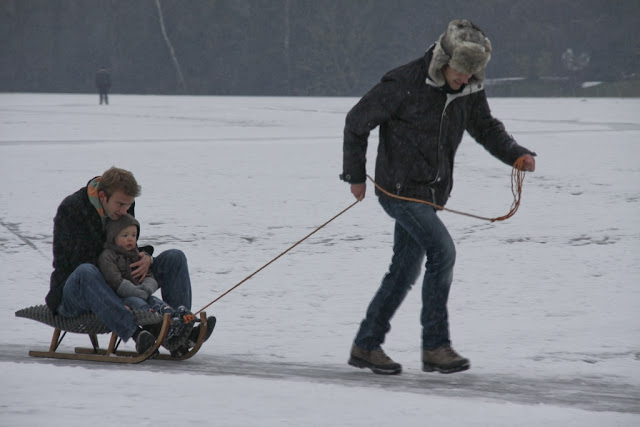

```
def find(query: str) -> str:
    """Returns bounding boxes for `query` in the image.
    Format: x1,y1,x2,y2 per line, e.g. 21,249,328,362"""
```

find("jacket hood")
104,213,140,246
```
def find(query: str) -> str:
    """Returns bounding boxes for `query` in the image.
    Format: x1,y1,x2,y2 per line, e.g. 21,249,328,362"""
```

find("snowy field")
0,93,638,426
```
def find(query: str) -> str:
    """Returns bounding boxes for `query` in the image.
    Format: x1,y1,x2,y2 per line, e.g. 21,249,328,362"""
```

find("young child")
98,213,193,349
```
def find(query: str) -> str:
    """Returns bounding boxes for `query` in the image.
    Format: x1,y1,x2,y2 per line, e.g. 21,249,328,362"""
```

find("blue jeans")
57,249,192,341
354,197,456,351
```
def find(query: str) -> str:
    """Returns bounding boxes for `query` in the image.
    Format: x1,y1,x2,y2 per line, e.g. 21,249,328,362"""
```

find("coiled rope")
194,157,527,313
368,156,527,222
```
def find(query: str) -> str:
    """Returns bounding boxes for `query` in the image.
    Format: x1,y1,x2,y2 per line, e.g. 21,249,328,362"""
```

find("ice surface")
1,94,638,426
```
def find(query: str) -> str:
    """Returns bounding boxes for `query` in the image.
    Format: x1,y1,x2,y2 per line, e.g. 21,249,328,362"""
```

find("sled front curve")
155,312,208,361
74,312,209,361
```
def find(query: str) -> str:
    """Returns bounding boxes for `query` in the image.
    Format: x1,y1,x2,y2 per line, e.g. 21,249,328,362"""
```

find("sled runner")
15,305,209,363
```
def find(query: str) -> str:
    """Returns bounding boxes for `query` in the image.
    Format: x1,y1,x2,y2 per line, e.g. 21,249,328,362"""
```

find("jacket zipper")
428,83,484,191
430,94,454,187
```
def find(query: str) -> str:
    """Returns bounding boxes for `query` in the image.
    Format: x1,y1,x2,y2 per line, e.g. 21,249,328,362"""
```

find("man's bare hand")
351,183,366,201
519,154,536,172
131,252,152,281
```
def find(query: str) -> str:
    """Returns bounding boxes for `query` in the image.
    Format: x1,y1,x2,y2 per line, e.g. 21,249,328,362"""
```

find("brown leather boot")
348,344,402,375
422,345,470,374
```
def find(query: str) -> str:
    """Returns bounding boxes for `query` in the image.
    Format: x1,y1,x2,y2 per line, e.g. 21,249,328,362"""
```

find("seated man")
46,166,215,354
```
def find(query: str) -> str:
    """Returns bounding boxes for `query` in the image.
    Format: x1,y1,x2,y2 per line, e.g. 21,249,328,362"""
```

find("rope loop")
367,156,527,222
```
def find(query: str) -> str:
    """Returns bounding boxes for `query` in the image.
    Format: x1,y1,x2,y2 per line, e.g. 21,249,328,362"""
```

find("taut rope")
194,157,527,312
194,200,360,315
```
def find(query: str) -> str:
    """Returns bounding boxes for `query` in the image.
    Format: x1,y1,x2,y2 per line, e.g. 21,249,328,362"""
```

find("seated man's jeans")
354,197,456,351
57,249,192,341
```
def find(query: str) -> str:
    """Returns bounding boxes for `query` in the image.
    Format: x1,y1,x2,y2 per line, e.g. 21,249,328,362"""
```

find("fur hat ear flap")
428,37,451,87
428,19,492,85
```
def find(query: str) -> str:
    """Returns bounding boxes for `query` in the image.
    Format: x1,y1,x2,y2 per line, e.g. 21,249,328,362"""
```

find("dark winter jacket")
46,178,150,313
341,45,536,206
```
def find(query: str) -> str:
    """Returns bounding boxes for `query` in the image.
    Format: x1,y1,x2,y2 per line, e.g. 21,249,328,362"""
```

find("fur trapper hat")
104,213,140,246
428,19,492,86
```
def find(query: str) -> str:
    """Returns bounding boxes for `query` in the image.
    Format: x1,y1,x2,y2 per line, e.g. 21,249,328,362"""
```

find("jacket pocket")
406,152,437,184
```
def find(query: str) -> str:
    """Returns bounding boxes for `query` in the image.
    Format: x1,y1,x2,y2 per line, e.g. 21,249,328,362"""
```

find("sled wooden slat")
25,313,170,363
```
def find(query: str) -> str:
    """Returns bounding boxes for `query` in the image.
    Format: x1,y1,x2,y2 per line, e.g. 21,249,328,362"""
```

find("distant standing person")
95,66,111,105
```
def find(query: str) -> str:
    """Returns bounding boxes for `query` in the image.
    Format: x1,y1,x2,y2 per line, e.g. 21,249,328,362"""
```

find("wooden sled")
15,305,209,363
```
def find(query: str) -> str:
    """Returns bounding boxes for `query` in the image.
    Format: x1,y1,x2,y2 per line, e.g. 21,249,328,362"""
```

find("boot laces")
372,348,393,364
442,345,460,359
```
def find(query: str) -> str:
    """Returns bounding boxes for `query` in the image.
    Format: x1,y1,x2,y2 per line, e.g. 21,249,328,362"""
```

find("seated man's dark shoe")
142,323,162,339
422,345,470,374
132,329,156,354
348,344,402,375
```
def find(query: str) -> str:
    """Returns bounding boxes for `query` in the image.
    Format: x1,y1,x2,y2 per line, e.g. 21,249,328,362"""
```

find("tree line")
0,0,638,96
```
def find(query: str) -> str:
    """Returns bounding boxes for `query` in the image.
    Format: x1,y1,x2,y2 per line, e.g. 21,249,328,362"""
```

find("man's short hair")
97,166,141,199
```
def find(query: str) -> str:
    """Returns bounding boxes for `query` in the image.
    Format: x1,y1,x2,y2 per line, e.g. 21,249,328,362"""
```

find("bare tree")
154,0,186,93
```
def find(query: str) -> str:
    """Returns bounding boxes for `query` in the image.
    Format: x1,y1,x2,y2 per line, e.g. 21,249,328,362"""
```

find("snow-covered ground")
1,93,638,426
